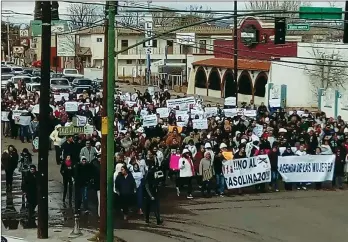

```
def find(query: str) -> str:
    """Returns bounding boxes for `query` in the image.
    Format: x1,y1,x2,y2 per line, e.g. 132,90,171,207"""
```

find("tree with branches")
152,9,179,27
244,0,311,19
305,47,347,98
66,3,103,29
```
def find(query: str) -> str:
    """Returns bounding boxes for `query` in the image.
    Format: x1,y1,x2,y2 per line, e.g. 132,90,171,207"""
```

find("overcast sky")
1,0,344,24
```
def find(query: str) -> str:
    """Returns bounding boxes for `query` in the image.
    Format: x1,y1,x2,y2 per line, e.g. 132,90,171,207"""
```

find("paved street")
2,136,348,242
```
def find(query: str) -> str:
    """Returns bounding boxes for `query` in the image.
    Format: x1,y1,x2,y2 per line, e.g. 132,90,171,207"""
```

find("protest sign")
76,115,87,126
225,97,236,106
156,107,169,118
223,109,236,118
32,104,55,114
12,110,25,120
142,114,158,127
54,93,69,102
223,155,271,189
64,101,78,112
190,109,204,119
148,86,155,96
253,124,263,137
192,119,208,130
278,155,335,182
175,110,187,117
15,116,31,126
140,109,148,117
166,96,195,110
176,121,186,127
125,101,137,107
204,107,218,117
1,111,9,121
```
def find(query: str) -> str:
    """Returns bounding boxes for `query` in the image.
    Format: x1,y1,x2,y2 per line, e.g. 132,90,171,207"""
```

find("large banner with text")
278,155,335,182
222,155,271,189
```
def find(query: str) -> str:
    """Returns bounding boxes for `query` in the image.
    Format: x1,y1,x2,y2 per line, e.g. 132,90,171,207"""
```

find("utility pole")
7,18,11,61
233,0,238,106
145,0,153,85
37,1,51,239
107,1,116,241
99,2,109,240
344,1,348,43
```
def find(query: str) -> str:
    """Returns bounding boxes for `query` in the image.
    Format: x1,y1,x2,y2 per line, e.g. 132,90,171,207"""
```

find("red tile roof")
192,58,271,71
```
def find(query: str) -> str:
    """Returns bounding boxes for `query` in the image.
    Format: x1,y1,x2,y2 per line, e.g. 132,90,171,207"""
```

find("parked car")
71,78,92,88
10,75,32,89
50,78,72,92
62,68,83,82
26,83,41,94
1,66,13,74
1,74,14,90
11,66,24,75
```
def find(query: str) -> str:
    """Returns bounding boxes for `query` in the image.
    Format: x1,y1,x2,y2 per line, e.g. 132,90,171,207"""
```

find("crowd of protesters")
2,78,348,226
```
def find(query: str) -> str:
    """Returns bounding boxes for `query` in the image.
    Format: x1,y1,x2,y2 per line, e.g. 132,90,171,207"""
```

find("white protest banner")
1,111,9,121
16,116,31,126
253,124,263,137
224,97,236,106
166,96,195,110
32,104,55,114
175,110,187,117
177,121,186,127
279,147,297,155
223,155,271,189
142,114,158,127
192,119,208,130
140,109,148,117
204,107,218,117
54,94,62,102
190,109,204,119
223,109,238,117
278,155,335,182
64,101,79,112
12,110,25,120
156,107,169,118
244,110,257,117
76,115,87,126
125,101,137,107
148,86,155,96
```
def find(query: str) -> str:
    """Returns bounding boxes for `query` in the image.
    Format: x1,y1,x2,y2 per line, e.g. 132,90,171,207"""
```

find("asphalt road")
2,135,348,242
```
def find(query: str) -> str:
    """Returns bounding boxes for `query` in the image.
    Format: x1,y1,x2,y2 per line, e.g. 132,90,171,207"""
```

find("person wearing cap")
204,142,215,162
179,149,195,199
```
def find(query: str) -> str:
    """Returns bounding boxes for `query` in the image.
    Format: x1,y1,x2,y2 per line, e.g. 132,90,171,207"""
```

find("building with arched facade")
187,58,270,104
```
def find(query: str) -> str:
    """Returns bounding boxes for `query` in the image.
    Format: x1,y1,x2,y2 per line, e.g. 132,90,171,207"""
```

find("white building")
75,25,232,79
268,42,348,108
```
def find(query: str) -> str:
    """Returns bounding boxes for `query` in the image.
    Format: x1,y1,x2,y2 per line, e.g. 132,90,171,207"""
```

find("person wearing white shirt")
131,163,144,214
295,145,308,190
179,149,195,199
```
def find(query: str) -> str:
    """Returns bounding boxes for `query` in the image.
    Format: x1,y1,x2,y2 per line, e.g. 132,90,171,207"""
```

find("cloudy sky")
1,0,344,24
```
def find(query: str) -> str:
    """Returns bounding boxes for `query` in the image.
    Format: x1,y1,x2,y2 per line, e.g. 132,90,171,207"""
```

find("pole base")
69,231,83,238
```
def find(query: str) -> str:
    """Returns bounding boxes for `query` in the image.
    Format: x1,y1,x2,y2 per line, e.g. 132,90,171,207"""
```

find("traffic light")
51,1,59,20
34,1,43,20
274,17,286,44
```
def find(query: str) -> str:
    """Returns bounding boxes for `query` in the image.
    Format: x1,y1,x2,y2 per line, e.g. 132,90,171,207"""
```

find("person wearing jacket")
199,151,214,197
50,124,63,165
92,154,101,217
79,140,98,163
23,164,38,227
132,163,144,215
282,145,295,191
60,155,74,205
179,149,195,199
74,156,93,214
19,148,32,172
332,145,346,190
295,145,308,190
144,163,163,225
1,145,19,192
114,165,136,220
268,145,280,192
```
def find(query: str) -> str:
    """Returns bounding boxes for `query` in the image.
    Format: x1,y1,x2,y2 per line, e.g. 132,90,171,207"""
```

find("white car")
11,66,24,75
10,75,32,89
1,235,29,242
1,74,14,89
26,83,41,94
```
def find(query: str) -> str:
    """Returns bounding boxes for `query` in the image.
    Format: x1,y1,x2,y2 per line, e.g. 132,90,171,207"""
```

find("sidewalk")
2,227,177,242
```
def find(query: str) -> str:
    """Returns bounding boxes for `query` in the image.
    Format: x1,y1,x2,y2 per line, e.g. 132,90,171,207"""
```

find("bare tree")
66,3,103,29
305,47,347,98
244,0,311,19
152,9,179,27
187,5,214,19
117,0,142,27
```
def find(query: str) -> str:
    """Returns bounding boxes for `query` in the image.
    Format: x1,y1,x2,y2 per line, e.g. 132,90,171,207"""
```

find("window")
126,60,132,64
140,60,145,65
181,45,193,54
96,38,103,42
167,40,173,54
121,40,128,47
121,40,129,55
199,40,206,54
143,39,157,48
